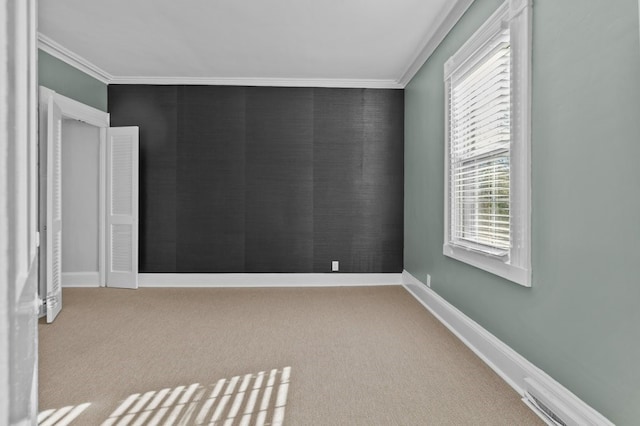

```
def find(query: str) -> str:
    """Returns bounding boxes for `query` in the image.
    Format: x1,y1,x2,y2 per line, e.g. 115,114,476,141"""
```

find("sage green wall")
404,0,640,424
38,50,108,112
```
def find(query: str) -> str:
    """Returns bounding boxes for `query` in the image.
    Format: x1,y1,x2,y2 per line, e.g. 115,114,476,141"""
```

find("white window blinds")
448,28,511,256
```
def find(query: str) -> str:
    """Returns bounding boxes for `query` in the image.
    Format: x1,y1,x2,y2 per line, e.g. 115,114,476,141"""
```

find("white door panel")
106,127,139,289
46,96,63,322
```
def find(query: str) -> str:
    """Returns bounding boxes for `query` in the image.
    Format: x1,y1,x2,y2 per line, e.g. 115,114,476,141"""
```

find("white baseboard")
401,270,613,426
62,272,100,287
139,273,402,288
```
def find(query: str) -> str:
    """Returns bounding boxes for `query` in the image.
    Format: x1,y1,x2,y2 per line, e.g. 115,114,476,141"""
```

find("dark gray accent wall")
313,89,404,273
109,85,403,273
110,86,178,271
177,86,246,272
245,88,315,272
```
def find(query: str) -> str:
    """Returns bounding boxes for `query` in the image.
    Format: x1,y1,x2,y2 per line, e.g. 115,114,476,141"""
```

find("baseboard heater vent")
522,378,583,426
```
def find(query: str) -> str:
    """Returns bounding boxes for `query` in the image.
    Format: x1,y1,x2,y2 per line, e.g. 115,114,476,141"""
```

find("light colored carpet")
38,286,541,425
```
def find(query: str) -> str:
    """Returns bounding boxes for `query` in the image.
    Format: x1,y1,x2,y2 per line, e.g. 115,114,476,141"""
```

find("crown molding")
397,0,475,87
109,76,403,89
37,32,402,88
37,33,113,84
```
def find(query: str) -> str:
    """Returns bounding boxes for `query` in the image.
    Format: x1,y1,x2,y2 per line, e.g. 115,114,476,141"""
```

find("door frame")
39,86,110,288
1,0,39,421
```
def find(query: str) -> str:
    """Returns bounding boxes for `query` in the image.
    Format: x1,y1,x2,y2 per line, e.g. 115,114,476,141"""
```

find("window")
443,0,532,286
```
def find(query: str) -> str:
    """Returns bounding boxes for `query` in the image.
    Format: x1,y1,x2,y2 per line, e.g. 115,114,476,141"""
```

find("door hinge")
37,298,46,317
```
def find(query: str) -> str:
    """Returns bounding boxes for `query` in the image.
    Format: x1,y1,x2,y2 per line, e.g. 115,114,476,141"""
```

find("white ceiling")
38,0,461,86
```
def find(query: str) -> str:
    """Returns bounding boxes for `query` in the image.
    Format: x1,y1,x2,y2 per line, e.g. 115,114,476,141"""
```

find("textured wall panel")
313,88,365,272
176,86,246,272
313,89,404,273
245,87,314,272
361,89,404,272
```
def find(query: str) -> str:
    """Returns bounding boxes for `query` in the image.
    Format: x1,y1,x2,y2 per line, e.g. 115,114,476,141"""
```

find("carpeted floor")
38,286,541,425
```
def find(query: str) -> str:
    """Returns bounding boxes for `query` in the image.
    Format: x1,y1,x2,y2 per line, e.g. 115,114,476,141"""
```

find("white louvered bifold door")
46,96,63,322
106,127,139,289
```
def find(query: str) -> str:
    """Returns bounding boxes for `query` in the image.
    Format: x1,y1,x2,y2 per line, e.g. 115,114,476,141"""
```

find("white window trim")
443,0,532,287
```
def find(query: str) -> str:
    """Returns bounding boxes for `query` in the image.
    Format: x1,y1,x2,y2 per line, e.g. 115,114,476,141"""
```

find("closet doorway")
61,118,101,288
39,87,139,322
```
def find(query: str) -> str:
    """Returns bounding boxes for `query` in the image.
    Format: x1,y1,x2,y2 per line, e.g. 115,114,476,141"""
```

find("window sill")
443,243,531,287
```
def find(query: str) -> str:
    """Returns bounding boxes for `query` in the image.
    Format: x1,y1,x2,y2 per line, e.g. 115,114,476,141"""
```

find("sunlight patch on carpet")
37,403,91,426
100,366,291,426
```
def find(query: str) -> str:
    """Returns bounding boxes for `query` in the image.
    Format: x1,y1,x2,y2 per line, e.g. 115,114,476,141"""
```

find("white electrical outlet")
426,274,431,287
332,261,339,272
